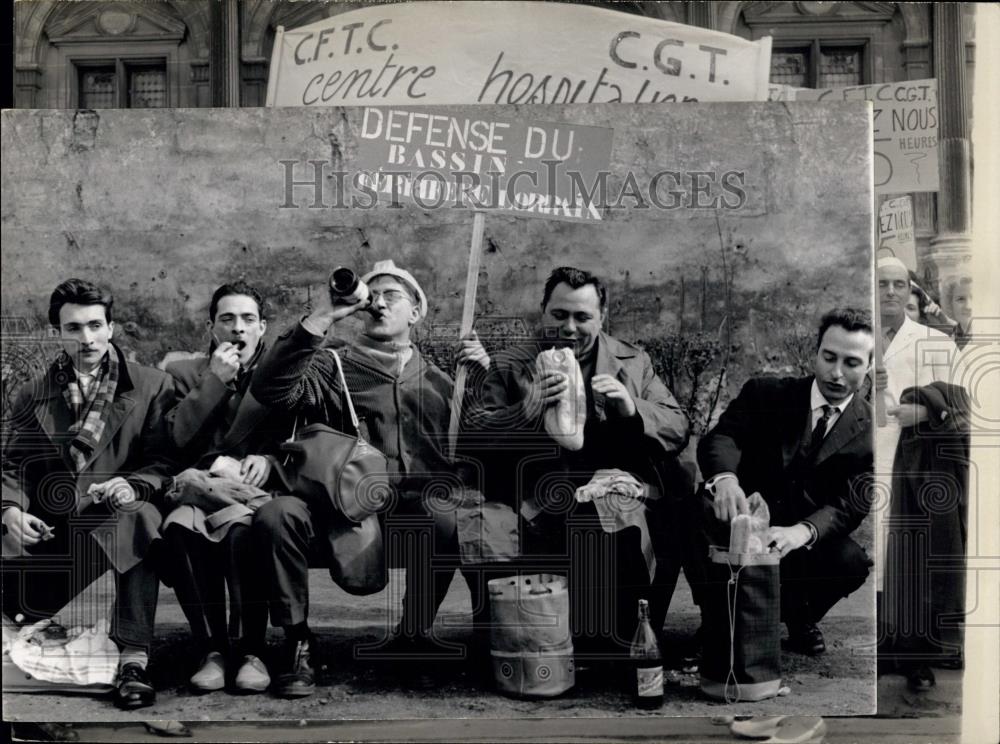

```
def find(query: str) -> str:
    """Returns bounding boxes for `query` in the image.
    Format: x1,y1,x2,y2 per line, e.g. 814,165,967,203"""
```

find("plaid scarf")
56,349,120,472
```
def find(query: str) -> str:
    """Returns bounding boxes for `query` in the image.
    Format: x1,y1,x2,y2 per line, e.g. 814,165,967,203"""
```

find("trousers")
252,492,462,637
162,523,268,656
2,536,160,650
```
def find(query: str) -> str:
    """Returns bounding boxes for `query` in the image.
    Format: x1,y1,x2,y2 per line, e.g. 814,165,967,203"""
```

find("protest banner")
877,195,918,270
266,1,772,107
353,104,613,452
796,80,938,194
354,106,614,222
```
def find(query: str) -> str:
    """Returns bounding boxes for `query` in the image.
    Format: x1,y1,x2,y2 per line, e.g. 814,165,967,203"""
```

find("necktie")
807,404,835,460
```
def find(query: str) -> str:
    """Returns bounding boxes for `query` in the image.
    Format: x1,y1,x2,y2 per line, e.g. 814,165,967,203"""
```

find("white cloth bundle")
208,454,244,481
7,618,119,686
575,469,656,582
535,348,586,450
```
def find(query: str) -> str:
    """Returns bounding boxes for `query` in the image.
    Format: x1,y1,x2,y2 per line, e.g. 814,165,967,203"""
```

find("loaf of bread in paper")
535,348,586,451
729,514,753,553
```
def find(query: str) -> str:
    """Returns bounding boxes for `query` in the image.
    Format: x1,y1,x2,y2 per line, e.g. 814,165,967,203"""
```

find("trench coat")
884,381,970,657
461,332,689,553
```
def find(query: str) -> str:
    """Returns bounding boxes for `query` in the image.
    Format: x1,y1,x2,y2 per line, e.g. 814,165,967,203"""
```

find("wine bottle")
629,598,664,709
329,267,369,305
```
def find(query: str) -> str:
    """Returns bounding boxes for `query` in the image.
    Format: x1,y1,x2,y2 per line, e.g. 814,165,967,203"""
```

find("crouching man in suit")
697,307,875,656
2,279,176,709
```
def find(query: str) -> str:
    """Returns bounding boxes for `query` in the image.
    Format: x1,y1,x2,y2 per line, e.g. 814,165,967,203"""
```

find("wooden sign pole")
448,210,486,459
873,225,887,427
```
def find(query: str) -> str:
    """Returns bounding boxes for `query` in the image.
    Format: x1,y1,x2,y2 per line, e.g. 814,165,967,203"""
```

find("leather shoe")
906,664,936,692
679,625,703,674
114,662,156,709
274,638,315,698
784,623,826,655
383,633,437,690
190,651,226,692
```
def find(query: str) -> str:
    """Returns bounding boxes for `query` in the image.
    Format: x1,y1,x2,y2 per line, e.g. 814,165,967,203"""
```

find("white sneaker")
234,654,271,693
189,651,226,692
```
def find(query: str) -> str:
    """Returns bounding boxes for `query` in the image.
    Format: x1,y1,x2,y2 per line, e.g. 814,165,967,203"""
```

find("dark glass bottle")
328,267,369,305
629,598,663,709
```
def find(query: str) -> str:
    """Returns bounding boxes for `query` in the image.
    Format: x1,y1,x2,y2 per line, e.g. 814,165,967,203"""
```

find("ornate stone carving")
97,9,135,36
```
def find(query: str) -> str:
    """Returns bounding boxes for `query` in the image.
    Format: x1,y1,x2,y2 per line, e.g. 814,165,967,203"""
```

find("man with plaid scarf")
2,278,177,710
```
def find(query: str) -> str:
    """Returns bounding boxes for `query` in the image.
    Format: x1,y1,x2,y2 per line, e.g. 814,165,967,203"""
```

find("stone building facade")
13,0,976,293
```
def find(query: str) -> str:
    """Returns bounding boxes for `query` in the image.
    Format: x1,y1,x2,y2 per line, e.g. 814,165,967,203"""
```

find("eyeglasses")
369,289,411,306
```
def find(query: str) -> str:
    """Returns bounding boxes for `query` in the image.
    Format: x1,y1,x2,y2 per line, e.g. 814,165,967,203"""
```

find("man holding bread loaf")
462,266,689,659
697,307,875,657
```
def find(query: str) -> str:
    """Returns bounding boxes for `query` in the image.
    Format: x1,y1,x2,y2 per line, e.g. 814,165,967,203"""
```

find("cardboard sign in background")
797,80,939,194
878,196,918,270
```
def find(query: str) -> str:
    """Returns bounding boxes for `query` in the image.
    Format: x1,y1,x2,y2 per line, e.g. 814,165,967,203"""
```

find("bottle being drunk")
328,267,370,306
328,267,380,317
629,598,663,709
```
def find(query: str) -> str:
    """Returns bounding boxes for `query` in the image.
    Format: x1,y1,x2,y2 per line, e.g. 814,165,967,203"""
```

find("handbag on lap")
276,349,392,522
275,349,391,594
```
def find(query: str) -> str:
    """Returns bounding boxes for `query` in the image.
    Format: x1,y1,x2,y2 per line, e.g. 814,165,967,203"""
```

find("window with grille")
769,42,865,88
79,67,117,108
76,60,168,108
127,65,167,108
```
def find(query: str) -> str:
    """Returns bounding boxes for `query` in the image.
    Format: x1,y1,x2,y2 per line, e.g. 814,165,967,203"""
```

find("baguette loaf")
535,348,586,451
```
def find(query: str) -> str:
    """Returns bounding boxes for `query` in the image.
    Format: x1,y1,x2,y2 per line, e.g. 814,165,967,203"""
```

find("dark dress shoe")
114,662,156,710
784,623,827,655
679,626,703,674
906,664,936,692
274,639,316,698
384,634,439,691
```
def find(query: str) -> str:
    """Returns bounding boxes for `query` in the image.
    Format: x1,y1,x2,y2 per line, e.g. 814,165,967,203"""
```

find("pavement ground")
2,567,962,741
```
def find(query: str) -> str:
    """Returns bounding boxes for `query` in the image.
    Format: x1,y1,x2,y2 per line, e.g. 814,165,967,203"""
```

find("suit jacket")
166,347,288,468
1,345,177,572
697,375,872,544
462,332,690,509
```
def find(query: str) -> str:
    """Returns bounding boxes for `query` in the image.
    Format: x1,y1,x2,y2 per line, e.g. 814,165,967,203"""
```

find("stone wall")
1,103,872,428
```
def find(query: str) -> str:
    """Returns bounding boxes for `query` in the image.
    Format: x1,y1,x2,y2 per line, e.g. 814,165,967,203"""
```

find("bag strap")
724,561,747,704
325,348,361,434
283,348,360,445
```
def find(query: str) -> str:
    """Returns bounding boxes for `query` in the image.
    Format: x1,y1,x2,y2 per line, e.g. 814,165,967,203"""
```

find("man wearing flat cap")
251,260,482,696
